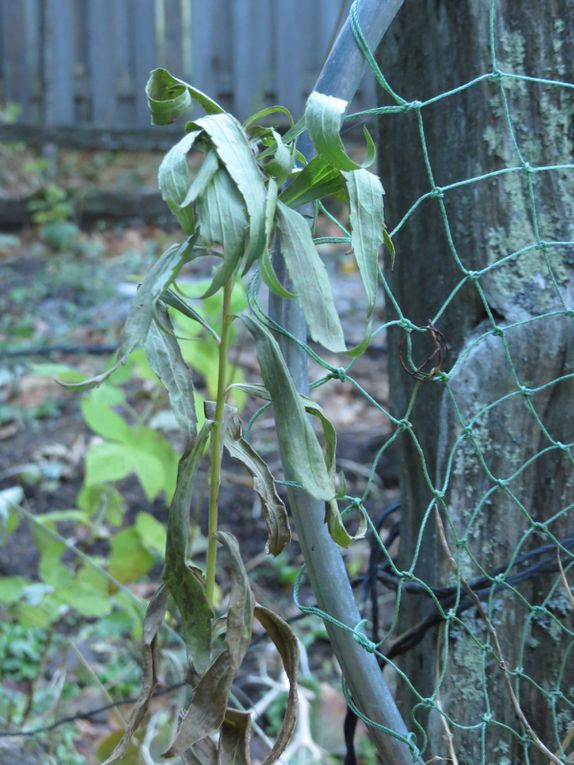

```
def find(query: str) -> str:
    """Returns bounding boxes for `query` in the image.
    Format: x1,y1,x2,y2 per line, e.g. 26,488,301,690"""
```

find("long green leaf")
305,91,375,171
259,177,296,299
62,239,194,391
276,201,346,352
158,130,202,233
146,68,223,125
343,169,385,317
279,155,346,208
145,305,197,451
165,424,214,673
191,113,267,272
240,316,336,501
160,289,221,343
196,167,249,298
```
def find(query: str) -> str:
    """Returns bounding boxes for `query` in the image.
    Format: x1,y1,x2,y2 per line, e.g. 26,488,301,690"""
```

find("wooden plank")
86,0,116,125
190,0,216,102
275,0,305,115
164,0,183,76
0,1,30,116
112,0,132,124
132,0,157,126
43,0,75,125
231,0,252,118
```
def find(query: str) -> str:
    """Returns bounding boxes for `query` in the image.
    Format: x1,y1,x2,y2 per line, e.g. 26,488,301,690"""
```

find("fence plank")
43,0,75,125
0,1,30,116
275,0,305,116
232,0,271,119
86,0,116,124
164,0,183,77
132,0,157,126
190,0,215,102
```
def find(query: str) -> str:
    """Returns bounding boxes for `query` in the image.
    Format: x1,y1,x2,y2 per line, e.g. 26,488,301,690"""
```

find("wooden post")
379,1,574,761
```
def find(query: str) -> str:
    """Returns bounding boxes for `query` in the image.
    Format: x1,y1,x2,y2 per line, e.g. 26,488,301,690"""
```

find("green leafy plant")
63,66,392,762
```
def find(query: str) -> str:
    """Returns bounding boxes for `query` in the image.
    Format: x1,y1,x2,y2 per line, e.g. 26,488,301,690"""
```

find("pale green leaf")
135,511,167,556
158,131,203,233
145,304,197,450
0,576,30,604
276,201,346,352
81,387,131,443
279,155,346,208
343,169,385,316
259,178,296,299
108,527,155,584
146,68,223,126
305,91,375,171
240,316,336,500
191,113,267,272
160,289,220,342
196,167,249,297
84,442,166,501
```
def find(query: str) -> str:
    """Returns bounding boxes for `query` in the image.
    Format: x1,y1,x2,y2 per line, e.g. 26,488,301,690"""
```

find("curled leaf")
305,90,376,171
191,113,267,272
255,605,299,765
218,531,255,669
101,584,169,765
240,316,336,501
222,408,291,555
220,709,252,765
279,154,346,208
146,67,223,125
158,130,203,233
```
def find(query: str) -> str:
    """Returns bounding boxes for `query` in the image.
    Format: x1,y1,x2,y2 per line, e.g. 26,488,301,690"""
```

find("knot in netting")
329,366,347,382
403,99,422,112
350,496,362,508
352,619,377,653
531,520,547,533
397,418,412,432
482,712,493,723
430,186,445,199
519,385,532,397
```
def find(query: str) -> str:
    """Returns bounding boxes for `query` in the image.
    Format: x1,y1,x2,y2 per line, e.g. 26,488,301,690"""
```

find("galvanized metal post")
269,2,421,763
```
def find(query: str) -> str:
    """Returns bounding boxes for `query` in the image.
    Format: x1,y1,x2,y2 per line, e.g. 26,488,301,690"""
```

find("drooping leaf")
240,316,336,501
218,406,290,555
305,91,376,171
101,584,169,765
276,201,346,352
196,167,249,297
258,178,296,300
160,288,221,343
158,131,203,233
279,154,346,208
255,605,299,765
191,113,267,272
0,576,30,604
180,149,220,207
217,531,255,668
163,647,235,757
343,169,385,316
220,709,252,765
164,423,214,673
62,239,194,391
261,129,293,181
135,511,167,555
145,304,197,450
146,68,223,126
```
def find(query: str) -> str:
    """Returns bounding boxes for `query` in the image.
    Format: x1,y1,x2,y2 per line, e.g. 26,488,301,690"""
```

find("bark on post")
378,1,574,761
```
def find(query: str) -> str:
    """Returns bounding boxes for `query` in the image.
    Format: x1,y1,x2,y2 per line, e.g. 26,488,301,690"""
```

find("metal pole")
269,2,421,763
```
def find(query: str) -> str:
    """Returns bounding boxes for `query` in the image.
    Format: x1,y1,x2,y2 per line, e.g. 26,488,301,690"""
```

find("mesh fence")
251,0,574,762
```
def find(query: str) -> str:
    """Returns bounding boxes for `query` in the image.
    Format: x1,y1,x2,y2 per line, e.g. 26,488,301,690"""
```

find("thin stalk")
205,279,234,605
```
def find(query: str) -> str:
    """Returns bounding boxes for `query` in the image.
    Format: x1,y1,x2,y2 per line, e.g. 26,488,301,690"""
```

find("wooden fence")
0,0,376,149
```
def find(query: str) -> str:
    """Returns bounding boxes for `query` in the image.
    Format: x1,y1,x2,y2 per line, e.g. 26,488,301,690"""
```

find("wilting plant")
67,67,392,762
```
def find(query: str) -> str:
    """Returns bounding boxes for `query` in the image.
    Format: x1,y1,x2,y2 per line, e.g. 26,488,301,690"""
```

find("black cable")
0,344,117,359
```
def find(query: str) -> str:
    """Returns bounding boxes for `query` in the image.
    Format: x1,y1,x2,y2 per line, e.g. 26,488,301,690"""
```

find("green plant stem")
205,279,234,606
